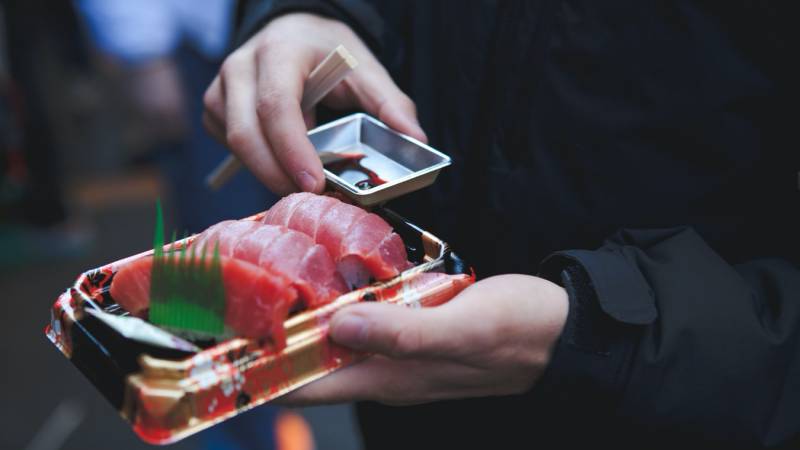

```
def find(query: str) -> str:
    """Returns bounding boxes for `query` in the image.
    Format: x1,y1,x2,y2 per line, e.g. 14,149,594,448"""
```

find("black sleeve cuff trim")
535,263,644,409
541,250,657,325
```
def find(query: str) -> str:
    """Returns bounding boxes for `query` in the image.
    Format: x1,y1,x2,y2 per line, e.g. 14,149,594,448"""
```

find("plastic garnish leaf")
149,201,225,337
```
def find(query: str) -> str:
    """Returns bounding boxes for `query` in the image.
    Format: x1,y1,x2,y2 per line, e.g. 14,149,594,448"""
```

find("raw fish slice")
341,213,392,257
286,194,338,240
223,259,295,346
264,193,411,287
262,192,310,226
192,221,345,308
110,255,297,347
315,201,366,255
258,231,347,306
258,232,309,279
268,196,369,287
190,220,234,252
370,232,413,276
336,255,373,289
337,213,408,281
232,225,284,264
109,256,150,316
214,220,262,257
243,227,344,306
296,245,348,307
336,226,408,286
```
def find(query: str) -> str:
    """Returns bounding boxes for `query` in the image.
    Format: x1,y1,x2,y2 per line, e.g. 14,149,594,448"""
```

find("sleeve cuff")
534,250,656,408
541,250,657,325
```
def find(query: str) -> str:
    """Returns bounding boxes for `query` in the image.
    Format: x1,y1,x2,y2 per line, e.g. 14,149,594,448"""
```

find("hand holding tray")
46,114,470,444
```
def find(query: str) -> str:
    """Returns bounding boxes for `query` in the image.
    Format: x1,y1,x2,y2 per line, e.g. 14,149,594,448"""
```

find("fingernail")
330,315,368,348
295,170,317,192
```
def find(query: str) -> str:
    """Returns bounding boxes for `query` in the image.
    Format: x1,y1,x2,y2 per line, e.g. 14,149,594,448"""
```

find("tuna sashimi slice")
110,256,150,317
286,194,339,240
190,220,261,257
296,245,348,307
262,192,308,227
231,225,284,265
223,259,295,346
374,233,411,273
190,221,345,307
364,232,412,279
110,255,297,347
189,220,230,253
265,193,411,287
315,200,366,254
258,232,310,278
214,220,262,257
340,213,396,280
258,232,345,307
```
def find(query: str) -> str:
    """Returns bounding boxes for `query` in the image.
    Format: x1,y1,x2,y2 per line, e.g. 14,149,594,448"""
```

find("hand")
203,13,427,195
128,58,188,140
280,274,569,406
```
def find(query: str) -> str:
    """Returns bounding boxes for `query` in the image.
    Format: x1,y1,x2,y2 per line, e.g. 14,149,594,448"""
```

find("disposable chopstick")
300,45,358,110
205,45,358,190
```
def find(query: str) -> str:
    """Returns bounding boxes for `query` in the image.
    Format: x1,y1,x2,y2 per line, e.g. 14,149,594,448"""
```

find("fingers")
277,276,569,406
202,12,428,194
203,56,297,193
256,46,325,193
328,303,459,359
276,356,400,405
276,356,485,406
302,109,317,130
202,109,225,144
343,66,428,143
220,52,298,194
326,276,544,361
202,76,225,141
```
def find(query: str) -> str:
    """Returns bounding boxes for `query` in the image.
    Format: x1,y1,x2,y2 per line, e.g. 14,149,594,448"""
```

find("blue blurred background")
0,1,361,449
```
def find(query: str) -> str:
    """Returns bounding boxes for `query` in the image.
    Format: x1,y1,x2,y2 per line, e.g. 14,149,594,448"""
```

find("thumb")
329,303,450,358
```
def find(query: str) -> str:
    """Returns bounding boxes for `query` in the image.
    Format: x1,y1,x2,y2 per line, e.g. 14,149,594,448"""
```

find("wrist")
532,252,652,410
537,279,569,366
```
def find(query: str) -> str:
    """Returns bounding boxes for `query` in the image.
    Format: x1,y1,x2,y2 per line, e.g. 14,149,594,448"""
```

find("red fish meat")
110,255,297,347
263,193,411,287
190,221,346,308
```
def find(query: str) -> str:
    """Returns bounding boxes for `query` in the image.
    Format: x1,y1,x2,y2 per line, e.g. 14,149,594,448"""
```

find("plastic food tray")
45,207,473,444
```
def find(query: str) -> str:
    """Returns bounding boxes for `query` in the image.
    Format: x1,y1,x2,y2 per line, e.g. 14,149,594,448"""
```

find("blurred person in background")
75,1,308,449
0,0,93,267
76,0,277,234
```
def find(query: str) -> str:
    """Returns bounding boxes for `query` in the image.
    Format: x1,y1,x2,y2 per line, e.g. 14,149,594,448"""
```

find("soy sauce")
323,152,387,190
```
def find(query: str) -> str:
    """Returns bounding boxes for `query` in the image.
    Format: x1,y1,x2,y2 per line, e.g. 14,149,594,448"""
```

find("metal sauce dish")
309,113,451,207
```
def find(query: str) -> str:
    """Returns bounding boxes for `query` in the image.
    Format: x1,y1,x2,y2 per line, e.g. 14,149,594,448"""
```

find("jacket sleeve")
233,0,398,64
538,227,800,447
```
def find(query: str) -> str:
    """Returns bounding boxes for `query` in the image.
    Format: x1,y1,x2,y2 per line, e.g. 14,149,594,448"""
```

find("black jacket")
237,1,799,448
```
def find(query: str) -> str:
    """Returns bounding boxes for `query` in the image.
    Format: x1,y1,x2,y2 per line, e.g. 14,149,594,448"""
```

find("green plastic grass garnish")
148,200,226,337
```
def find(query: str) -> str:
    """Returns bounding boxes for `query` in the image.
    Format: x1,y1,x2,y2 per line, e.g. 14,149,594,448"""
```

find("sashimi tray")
45,201,474,444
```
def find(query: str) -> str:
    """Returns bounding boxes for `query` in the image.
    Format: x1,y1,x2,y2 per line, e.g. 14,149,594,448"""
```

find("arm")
537,227,800,447
283,227,800,447
75,0,187,139
203,1,425,195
